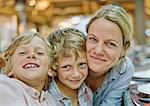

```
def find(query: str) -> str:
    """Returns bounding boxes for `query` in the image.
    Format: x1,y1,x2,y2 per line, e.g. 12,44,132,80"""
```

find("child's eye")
79,62,88,69
37,52,44,55
61,65,70,71
18,52,26,55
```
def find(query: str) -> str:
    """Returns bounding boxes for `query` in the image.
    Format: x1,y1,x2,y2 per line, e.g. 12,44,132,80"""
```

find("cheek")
57,71,67,80
81,69,88,77
86,42,92,52
42,56,50,64
107,49,122,63
11,57,22,68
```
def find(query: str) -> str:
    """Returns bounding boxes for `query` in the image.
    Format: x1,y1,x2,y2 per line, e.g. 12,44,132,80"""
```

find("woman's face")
86,18,124,76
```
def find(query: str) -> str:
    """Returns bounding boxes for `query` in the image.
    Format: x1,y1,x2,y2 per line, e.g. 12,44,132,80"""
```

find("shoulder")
0,74,26,104
0,74,22,93
124,56,134,69
118,56,134,75
0,74,15,86
48,78,59,93
45,91,57,106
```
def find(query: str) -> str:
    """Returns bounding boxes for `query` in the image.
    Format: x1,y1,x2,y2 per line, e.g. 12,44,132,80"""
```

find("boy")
48,28,93,106
0,29,56,106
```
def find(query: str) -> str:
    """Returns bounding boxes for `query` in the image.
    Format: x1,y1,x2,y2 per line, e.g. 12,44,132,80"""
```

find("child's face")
57,51,88,90
10,36,51,86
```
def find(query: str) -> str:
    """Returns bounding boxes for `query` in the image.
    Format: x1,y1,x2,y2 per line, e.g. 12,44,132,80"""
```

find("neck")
32,81,46,92
85,69,106,91
13,74,47,93
25,78,47,93
56,79,78,98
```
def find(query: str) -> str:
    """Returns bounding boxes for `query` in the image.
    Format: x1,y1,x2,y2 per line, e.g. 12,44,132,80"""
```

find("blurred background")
0,0,150,71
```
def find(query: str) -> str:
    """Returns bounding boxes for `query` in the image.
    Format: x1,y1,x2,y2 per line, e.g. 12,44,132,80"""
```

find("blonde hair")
47,28,86,72
2,29,54,90
3,29,54,74
87,3,132,52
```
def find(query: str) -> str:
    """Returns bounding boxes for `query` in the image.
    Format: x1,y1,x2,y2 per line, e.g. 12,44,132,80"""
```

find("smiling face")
86,18,125,76
56,51,88,90
10,36,51,88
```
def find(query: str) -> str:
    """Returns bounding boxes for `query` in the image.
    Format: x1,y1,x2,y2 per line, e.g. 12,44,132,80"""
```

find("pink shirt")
0,74,56,106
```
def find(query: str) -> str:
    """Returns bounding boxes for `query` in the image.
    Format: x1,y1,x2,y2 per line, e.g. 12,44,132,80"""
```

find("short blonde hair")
47,28,86,72
87,3,133,52
3,29,54,74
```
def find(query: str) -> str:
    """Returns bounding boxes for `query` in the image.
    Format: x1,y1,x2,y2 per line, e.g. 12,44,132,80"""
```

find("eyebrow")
107,39,119,43
88,34,96,37
88,34,120,44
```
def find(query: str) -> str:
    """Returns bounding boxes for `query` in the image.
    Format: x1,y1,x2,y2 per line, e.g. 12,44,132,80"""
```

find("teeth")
24,64,37,69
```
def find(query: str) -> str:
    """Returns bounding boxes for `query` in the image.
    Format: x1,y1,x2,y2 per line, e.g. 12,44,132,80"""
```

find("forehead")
89,18,122,38
59,50,86,60
17,36,47,49
90,18,120,30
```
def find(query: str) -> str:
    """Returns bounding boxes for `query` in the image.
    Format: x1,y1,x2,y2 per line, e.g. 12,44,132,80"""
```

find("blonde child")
0,29,56,106
47,28,93,106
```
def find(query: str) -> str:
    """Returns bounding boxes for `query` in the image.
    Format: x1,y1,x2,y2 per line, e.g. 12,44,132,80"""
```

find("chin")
89,65,100,72
70,86,80,90
70,83,82,89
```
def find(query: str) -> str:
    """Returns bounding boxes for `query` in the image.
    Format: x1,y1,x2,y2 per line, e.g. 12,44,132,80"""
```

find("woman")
85,3,134,106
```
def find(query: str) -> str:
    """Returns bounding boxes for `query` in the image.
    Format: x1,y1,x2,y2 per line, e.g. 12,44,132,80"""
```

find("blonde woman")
85,3,134,106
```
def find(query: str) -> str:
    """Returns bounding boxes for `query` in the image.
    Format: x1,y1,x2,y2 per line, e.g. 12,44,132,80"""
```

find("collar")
49,78,69,101
105,58,128,83
14,78,47,102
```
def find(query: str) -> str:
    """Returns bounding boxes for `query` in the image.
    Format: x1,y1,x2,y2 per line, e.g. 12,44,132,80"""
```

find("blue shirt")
93,57,134,106
48,79,93,106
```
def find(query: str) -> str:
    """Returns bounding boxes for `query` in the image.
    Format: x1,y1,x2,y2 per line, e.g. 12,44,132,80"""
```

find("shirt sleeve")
0,75,26,106
100,57,134,106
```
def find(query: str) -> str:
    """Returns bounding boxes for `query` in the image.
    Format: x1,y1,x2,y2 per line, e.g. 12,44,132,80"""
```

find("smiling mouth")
90,55,106,61
69,79,81,83
23,63,40,69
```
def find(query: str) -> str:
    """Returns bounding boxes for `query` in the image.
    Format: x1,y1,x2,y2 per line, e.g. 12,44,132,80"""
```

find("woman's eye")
87,36,97,42
107,42,117,48
79,62,88,68
89,37,96,41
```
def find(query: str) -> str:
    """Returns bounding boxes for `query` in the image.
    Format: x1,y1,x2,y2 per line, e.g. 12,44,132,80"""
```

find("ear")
48,69,56,77
120,48,125,57
7,71,13,77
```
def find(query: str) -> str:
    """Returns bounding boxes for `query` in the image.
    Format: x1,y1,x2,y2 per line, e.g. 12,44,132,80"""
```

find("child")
0,29,56,106
47,28,93,106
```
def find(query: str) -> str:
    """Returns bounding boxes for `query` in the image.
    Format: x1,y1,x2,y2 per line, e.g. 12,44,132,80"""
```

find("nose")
72,69,81,78
94,42,105,55
27,53,36,59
